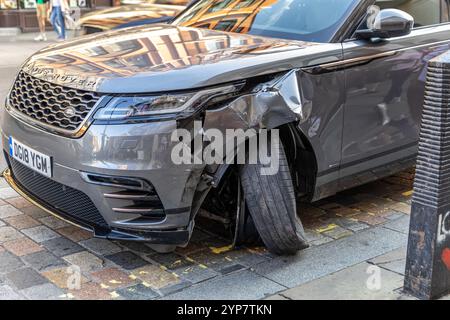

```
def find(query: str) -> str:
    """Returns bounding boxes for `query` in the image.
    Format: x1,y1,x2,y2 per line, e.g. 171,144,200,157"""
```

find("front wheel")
240,139,308,255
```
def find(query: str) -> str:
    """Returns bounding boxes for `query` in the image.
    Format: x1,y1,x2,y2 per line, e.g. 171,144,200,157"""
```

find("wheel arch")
205,122,319,202
277,122,318,201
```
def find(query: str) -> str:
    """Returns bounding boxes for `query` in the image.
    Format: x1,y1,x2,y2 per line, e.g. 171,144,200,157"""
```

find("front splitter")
2,168,192,244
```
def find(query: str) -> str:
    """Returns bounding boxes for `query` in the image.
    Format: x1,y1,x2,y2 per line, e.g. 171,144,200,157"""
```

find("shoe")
377,103,390,126
42,34,47,41
34,34,44,41
56,37,65,42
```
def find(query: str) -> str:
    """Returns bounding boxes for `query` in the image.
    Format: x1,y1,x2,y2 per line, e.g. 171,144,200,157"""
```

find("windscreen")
173,0,358,42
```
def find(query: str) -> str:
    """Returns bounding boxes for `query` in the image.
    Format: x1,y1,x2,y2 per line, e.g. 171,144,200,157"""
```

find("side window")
375,0,450,27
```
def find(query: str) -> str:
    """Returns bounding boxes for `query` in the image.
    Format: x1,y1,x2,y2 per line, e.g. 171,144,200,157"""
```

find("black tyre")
240,139,308,255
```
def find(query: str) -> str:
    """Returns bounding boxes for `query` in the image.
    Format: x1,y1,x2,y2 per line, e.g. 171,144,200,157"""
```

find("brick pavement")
0,168,418,300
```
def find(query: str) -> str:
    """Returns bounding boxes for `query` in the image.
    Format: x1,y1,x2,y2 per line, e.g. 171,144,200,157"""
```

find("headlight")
93,84,243,121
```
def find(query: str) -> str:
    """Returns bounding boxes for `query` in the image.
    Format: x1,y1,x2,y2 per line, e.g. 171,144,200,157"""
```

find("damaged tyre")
240,139,308,255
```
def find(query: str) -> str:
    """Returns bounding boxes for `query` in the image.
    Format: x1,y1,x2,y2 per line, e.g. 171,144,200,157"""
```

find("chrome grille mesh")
8,71,102,132
8,154,108,229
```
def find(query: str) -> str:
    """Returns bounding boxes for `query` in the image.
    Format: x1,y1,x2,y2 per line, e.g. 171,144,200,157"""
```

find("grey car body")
2,0,450,249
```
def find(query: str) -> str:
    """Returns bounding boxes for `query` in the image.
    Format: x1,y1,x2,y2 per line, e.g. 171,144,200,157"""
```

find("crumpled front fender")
204,70,308,133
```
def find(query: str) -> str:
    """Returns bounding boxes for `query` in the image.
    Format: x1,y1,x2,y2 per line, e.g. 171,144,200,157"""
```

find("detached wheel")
240,139,308,255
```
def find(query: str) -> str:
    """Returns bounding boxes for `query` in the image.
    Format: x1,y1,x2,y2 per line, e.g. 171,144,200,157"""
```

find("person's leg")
34,4,46,40
38,5,47,37
57,7,66,39
36,5,42,34
50,7,61,38
50,7,57,32
54,7,65,39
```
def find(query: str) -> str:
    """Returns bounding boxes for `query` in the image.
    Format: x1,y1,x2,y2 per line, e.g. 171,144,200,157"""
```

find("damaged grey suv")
3,0,450,255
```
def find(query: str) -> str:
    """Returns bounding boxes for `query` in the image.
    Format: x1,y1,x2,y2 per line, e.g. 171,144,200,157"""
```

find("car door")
340,0,450,189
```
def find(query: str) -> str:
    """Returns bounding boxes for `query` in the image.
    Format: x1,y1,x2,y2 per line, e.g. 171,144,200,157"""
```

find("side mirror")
355,9,414,40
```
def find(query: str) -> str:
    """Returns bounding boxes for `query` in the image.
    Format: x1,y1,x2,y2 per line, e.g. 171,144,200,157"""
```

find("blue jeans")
50,6,65,39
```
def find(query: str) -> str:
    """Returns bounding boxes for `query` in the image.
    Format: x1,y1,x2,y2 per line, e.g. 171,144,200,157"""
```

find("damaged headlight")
93,84,243,121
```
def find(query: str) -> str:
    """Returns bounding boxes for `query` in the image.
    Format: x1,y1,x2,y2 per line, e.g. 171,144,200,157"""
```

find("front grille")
8,71,102,133
8,155,109,230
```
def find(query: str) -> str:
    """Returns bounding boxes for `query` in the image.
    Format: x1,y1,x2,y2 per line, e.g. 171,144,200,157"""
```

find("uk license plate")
9,137,52,177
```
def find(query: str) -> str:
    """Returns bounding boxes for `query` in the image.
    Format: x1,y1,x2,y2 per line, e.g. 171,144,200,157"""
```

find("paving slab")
0,285,24,300
63,251,104,272
281,262,403,300
185,249,240,272
159,280,192,296
218,264,246,275
41,267,89,289
118,241,158,256
22,226,60,243
56,226,92,242
79,238,122,256
20,283,64,300
149,252,194,270
19,206,49,219
7,268,48,290
91,268,135,290
385,212,405,221
175,265,219,284
223,248,270,268
105,251,148,270
39,216,70,230
0,188,19,200
253,226,407,288
164,270,286,300
382,215,410,234
69,282,112,300
22,251,67,271
369,247,407,275
4,215,41,230
3,237,43,256
41,237,84,257
0,226,24,243
116,283,159,300
0,204,24,219
131,265,180,289
0,251,24,274
5,197,33,209
334,218,369,232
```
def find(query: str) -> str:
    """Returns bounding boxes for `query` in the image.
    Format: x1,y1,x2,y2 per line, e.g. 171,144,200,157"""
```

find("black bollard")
404,51,450,300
